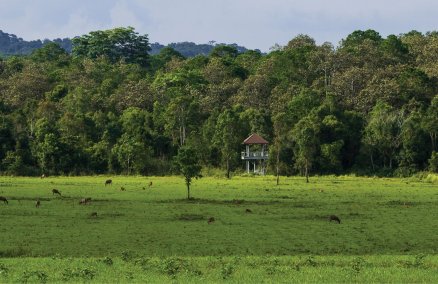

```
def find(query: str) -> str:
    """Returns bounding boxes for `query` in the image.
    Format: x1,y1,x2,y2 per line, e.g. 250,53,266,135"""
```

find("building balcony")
241,151,269,160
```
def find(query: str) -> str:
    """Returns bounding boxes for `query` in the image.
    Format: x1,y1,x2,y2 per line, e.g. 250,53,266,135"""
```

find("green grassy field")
0,175,437,282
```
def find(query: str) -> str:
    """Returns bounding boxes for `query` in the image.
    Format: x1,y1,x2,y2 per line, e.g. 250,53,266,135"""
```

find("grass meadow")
0,175,438,282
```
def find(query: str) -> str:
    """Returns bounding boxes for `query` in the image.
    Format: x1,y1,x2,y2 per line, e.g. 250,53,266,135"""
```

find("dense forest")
0,29,251,58
0,30,72,56
0,27,437,177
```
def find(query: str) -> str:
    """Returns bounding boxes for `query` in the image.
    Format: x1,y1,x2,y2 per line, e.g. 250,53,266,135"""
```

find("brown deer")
329,215,341,224
35,199,40,208
79,198,91,205
52,189,61,196
207,217,215,224
0,196,8,204
105,179,112,186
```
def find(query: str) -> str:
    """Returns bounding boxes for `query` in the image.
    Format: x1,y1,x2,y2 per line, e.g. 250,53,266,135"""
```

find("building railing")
241,151,269,159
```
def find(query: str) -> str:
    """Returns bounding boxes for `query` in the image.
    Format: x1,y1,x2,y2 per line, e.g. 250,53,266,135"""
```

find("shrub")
20,270,48,283
351,257,367,274
101,256,113,266
0,263,9,276
429,151,438,173
121,251,135,262
221,262,234,279
61,267,96,281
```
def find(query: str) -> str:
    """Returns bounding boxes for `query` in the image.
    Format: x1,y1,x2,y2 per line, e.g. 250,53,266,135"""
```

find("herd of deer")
1,177,343,224
0,179,155,217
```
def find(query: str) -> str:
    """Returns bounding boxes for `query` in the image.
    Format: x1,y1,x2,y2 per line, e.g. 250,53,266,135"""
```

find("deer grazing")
245,208,252,213
329,215,341,224
105,179,112,186
35,199,40,208
52,189,61,196
79,198,91,205
0,196,8,204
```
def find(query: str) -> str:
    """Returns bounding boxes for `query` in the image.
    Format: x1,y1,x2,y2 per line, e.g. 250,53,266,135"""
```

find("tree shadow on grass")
154,198,282,206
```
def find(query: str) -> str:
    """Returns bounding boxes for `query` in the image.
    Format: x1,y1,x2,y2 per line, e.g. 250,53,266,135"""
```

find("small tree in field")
175,145,202,199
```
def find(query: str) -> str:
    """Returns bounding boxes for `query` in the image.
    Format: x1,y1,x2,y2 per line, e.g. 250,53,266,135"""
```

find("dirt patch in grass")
384,200,417,206
178,214,205,221
155,198,282,206
6,197,52,201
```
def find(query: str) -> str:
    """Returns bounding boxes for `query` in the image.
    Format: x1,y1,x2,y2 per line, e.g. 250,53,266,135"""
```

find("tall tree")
362,102,402,170
292,114,320,183
72,27,151,66
213,107,245,178
423,95,438,152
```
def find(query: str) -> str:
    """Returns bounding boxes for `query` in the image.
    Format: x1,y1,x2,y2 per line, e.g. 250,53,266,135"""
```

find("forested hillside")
0,27,437,177
0,30,251,58
0,30,72,56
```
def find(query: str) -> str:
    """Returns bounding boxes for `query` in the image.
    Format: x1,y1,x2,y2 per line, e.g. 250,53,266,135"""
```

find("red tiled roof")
243,133,269,144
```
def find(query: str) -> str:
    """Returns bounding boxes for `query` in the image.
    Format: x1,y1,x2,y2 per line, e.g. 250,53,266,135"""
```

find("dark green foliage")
72,27,151,66
0,28,437,176
341,29,383,49
175,145,202,199
429,151,438,172
150,42,251,57
0,30,71,56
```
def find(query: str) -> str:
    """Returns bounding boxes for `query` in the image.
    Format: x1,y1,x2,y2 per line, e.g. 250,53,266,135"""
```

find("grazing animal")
52,189,61,196
148,181,153,187
329,215,341,224
0,196,8,204
120,186,126,191
90,212,98,218
207,217,215,224
245,208,252,213
35,199,40,208
40,174,46,179
105,179,112,186
79,198,91,205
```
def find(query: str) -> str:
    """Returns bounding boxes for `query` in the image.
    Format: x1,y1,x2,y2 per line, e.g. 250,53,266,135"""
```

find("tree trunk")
370,153,375,171
226,158,230,179
186,181,190,199
431,132,437,152
182,124,186,145
305,160,309,183
276,147,280,186
179,126,184,146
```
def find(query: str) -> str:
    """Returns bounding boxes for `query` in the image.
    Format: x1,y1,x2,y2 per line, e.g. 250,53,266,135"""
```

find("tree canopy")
72,27,151,66
0,28,438,178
